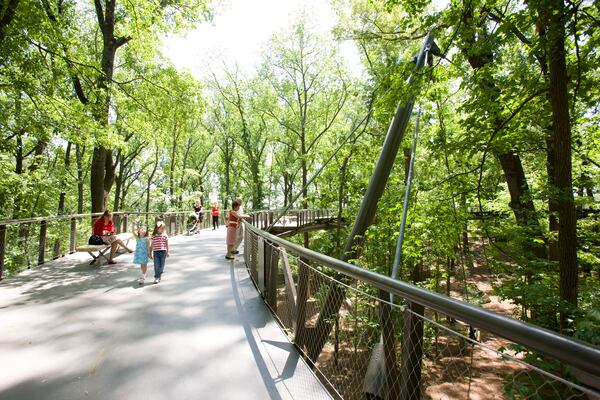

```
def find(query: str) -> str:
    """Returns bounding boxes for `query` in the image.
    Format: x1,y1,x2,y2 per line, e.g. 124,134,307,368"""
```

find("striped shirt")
152,233,169,251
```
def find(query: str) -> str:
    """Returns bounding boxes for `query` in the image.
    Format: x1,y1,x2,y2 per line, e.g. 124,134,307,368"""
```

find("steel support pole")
309,33,437,366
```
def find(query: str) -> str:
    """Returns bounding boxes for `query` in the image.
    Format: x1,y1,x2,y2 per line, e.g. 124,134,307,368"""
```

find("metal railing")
242,213,600,400
0,210,213,279
249,209,338,231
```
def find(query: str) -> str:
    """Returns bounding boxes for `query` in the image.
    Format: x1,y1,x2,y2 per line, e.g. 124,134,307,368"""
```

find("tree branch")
94,0,105,28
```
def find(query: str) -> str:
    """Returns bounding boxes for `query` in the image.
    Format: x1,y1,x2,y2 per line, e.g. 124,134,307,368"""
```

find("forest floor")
422,256,527,400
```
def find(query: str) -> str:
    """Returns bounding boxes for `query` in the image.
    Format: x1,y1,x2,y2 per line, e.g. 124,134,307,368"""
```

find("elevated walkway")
0,228,331,400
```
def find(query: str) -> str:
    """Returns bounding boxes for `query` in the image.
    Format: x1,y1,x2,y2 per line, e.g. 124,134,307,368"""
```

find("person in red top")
92,210,133,264
211,202,220,230
225,199,248,260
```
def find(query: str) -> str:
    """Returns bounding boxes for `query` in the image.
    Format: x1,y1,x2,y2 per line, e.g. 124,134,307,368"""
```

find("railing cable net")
243,214,600,400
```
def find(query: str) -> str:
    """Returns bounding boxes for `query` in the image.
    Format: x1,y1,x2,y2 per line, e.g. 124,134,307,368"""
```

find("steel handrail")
0,211,192,226
243,220,600,378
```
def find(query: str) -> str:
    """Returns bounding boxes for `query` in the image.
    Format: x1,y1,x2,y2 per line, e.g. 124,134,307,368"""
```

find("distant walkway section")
0,228,331,400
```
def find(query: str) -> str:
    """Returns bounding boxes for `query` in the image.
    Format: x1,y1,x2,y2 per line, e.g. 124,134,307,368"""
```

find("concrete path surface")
0,228,332,400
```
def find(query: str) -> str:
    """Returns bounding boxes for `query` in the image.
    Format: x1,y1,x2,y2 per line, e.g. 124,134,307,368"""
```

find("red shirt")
211,206,220,216
228,211,239,227
93,218,114,236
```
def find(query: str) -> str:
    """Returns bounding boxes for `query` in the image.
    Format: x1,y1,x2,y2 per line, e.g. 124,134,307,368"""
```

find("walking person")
133,227,151,285
150,221,170,283
211,202,220,230
225,199,248,260
91,210,133,264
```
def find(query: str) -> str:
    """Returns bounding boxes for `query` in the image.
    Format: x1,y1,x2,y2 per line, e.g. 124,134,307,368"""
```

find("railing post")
381,288,401,398
265,243,278,311
70,218,76,253
38,220,47,266
294,257,310,346
114,214,121,234
399,302,424,400
279,248,298,332
257,236,265,292
173,214,178,235
123,214,128,233
244,226,249,266
0,224,6,280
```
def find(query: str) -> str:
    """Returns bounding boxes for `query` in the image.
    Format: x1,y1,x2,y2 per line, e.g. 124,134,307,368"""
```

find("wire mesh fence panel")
46,219,70,260
76,217,92,248
5,222,39,275
242,219,600,400
249,231,259,283
273,244,297,333
417,315,595,400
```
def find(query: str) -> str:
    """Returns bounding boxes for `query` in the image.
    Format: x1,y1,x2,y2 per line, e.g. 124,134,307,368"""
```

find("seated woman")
92,210,133,264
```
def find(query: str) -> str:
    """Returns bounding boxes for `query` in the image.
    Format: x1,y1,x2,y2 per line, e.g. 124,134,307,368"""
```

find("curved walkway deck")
0,228,331,400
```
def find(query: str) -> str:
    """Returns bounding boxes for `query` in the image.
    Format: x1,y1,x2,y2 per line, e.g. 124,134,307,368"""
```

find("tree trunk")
145,148,160,225
460,193,473,269
546,133,560,262
250,161,263,209
497,151,547,259
76,144,85,214
459,6,546,259
15,128,23,174
57,142,72,215
89,0,129,214
113,150,123,212
336,156,351,254
0,0,19,48
169,129,179,206
545,3,578,314
91,147,107,212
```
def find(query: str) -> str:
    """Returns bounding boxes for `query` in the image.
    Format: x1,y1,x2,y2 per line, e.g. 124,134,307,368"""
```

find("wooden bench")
76,233,134,265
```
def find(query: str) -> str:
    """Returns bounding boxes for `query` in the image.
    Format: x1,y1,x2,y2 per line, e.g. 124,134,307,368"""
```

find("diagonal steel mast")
302,32,440,381
341,33,437,263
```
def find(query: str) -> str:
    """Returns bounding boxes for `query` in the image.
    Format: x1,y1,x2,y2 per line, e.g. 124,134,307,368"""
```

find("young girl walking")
150,221,170,284
133,227,151,284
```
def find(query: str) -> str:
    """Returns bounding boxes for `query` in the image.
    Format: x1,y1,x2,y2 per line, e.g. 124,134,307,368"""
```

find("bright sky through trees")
163,0,363,78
